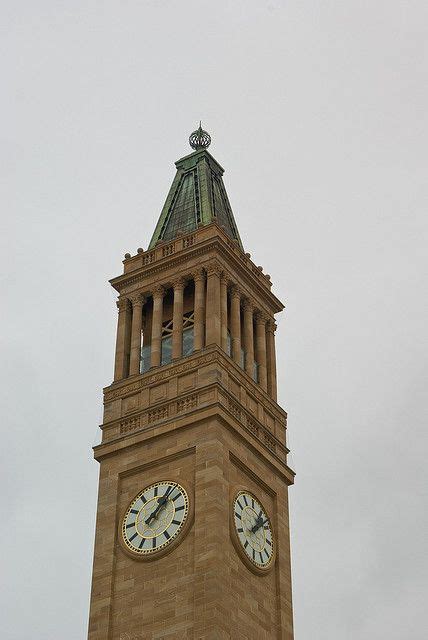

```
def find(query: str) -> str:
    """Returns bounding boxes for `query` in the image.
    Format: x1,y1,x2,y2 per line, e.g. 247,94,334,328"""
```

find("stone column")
193,269,205,351
114,296,131,381
205,262,221,347
172,278,185,360
220,272,229,353
243,299,254,378
129,293,145,375
150,285,164,368
266,319,278,401
255,312,268,391
230,285,241,365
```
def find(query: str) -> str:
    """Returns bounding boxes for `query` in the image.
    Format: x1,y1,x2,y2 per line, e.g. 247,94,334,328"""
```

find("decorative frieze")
148,406,168,423
263,431,276,453
120,416,140,434
246,416,258,436
228,398,242,421
177,393,198,413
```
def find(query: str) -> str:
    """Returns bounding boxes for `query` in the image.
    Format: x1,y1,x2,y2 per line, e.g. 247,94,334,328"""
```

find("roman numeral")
126,523,134,529
138,538,145,549
172,519,181,525
130,509,139,515
237,500,243,510
237,527,243,533
243,495,248,506
154,486,158,497
259,552,264,563
266,538,272,547
140,496,147,504
235,512,241,519
175,505,185,512
152,537,157,548
129,532,138,542
164,531,170,540
172,493,181,502
252,549,256,561
244,540,249,549
251,498,254,509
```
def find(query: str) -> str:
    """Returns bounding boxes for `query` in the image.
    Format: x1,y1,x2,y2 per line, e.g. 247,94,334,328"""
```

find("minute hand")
145,486,174,525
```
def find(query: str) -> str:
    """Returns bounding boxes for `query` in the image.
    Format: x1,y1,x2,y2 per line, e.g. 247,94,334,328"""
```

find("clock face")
233,491,275,570
121,481,189,557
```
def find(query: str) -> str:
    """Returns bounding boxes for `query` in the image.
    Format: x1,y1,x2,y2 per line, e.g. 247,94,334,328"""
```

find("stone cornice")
110,226,284,316
103,345,287,422
97,391,294,484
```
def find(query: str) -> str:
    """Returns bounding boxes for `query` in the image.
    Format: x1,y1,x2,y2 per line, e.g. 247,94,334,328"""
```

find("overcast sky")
1,1,427,638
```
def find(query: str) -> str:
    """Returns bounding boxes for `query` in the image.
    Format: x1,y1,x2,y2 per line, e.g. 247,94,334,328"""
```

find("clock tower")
88,126,295,639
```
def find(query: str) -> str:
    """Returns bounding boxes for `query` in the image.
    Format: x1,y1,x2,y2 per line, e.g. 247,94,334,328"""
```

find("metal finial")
189,122,211,150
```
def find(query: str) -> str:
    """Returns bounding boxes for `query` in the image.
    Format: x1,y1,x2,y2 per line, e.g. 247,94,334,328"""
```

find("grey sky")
1,1,427,638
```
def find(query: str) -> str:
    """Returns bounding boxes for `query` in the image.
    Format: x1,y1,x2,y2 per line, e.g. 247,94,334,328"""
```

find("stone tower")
88,126,295,639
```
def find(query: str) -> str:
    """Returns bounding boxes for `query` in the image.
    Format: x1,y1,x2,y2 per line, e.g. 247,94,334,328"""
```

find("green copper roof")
148,146,243,250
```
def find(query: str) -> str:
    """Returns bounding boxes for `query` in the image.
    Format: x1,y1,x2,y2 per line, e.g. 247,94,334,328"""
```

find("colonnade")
114,262,277,400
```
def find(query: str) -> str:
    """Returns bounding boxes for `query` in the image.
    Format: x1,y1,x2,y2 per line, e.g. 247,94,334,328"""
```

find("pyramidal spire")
148,126,243,250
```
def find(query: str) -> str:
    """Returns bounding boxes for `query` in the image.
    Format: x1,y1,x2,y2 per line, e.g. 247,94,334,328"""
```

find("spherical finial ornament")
189,122,211,150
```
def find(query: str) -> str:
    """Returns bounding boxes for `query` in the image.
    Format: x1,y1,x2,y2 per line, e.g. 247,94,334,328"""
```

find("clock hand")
251,517,268,534
145,498,166,525
145,485,174,525
249,511,262,534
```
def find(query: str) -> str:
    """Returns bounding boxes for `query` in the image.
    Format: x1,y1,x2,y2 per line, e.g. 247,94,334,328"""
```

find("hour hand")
251,517,267,534
145,486,174,524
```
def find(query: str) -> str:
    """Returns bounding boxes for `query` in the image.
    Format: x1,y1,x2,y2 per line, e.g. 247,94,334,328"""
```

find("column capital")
220,271,230,286
230,284,241,299
128,292,145,308
152,285,165,299
172,277,185,291
242,297,254,312
205,261,222,277
192,267,205,282
116,296,131,312
255,310,268,325
266,319,277,334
